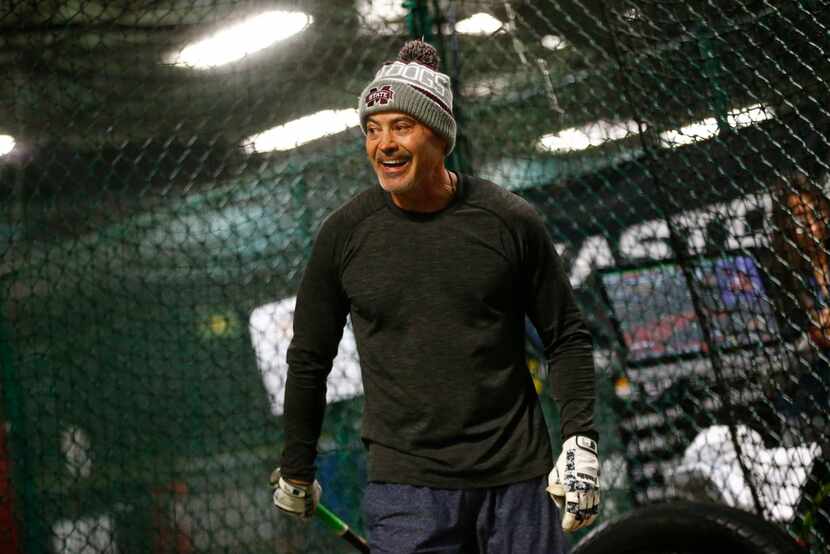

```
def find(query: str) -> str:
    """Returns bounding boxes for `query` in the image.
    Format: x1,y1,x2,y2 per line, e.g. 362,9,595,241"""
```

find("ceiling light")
243,109,360,153
0,135,14,157
541,34,567,51
727,104,775,128
660,104,774,147
356,0,408,35
169,10,313,69
660,117,720,146
623,8,642,20
538,120,638,152
462,75,512,97
455,13,503,35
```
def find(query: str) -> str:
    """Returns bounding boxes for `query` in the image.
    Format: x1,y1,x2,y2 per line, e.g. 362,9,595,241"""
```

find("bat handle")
316,503,370,553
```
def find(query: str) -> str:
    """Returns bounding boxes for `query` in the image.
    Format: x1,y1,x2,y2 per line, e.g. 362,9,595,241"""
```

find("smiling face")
365,112,447,198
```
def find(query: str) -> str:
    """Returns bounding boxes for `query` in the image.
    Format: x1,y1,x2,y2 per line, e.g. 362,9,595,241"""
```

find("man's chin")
377,175,412,193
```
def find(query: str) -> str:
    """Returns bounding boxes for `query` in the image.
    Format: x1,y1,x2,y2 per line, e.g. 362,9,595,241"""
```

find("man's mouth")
378,158,410,172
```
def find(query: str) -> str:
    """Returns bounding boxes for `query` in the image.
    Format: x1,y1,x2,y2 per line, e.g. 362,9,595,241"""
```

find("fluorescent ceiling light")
660,117,720,146
462,75,512,97
456,13,503,35
727,104,775,128
537,104,774,154
356,0,408,35
170,10,313,69
243,109,360,153
538,120,638,152
661,104,774,146
541,34,567,51
0,135,14,157
623,8,643,20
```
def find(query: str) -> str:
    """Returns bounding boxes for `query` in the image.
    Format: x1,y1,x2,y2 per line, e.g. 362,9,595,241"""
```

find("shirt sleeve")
520,206,598,443
279,216,350,482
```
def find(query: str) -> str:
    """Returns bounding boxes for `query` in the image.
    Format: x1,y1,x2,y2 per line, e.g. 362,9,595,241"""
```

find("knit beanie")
358,40,456,155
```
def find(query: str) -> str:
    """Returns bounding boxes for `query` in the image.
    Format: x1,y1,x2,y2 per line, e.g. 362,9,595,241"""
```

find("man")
272,40,600,553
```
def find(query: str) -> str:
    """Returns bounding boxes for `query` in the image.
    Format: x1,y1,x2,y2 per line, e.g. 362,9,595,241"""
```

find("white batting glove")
547,435,600,532
270,467,321,522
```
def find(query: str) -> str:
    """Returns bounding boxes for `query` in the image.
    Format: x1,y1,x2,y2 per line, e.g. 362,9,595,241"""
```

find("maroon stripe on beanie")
408,84,453,116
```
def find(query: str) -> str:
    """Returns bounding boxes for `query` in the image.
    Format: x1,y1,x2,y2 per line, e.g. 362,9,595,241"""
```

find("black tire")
571,501,804,554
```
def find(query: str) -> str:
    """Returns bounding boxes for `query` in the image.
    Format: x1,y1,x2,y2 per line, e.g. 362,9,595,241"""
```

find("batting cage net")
1,1,828,553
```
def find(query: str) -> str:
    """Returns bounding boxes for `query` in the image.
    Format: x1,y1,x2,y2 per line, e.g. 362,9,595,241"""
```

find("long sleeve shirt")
280,174,596,488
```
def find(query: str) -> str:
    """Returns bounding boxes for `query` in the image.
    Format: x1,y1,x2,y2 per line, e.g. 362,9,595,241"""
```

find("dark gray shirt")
280,174,596,488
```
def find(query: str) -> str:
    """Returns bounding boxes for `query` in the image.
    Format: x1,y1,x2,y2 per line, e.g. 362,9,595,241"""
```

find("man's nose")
378,131,397,153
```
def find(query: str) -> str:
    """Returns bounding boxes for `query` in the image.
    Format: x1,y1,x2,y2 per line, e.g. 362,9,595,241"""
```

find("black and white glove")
270,467,321,522
547,435,600,532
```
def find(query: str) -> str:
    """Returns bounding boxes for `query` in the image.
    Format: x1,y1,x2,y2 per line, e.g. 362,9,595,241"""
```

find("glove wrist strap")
574,435,598,454
278,477,312,499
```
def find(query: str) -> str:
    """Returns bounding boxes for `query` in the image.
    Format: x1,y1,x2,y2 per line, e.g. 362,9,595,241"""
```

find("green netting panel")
1,1,828,553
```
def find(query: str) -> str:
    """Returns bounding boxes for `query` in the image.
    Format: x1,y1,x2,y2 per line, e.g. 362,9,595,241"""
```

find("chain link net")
1,1,828,552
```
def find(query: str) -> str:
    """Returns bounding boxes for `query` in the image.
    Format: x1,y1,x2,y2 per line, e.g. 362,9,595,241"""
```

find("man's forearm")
280,367,328,482
549,352,597,440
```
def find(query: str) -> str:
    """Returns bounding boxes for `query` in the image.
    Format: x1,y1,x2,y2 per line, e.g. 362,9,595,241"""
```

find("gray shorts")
362,475,569,554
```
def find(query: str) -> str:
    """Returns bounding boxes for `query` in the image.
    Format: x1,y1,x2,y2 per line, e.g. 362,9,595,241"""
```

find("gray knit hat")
358,40,456,155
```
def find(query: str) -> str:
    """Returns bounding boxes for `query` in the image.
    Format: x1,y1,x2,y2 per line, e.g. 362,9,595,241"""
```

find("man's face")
365,112,446,195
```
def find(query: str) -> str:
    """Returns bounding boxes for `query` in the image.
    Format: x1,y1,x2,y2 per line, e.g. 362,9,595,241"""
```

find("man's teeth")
381,159,408,167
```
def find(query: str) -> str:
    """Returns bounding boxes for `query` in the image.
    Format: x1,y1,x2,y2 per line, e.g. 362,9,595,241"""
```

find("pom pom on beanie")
398,40,440,70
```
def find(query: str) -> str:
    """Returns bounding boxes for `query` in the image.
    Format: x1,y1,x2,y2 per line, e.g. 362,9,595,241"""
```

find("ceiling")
0,0,827,241
4,1,809,147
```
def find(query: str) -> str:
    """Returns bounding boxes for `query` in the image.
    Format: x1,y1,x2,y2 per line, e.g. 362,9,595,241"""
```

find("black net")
0,1,827,553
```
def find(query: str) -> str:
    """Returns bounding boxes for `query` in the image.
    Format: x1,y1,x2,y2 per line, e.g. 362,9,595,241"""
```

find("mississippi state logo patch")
366,85,394,107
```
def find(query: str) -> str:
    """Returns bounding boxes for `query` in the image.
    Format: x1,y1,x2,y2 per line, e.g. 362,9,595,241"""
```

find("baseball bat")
317,502,370,553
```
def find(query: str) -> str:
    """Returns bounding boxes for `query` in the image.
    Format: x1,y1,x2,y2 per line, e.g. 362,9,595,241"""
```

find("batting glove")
547,435,600,532
270,467,321,522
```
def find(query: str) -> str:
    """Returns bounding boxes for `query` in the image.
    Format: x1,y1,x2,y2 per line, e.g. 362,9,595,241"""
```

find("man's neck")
391,168,457,213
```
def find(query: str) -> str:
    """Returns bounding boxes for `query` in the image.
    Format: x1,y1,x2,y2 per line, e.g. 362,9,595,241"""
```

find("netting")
1,1,828,552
